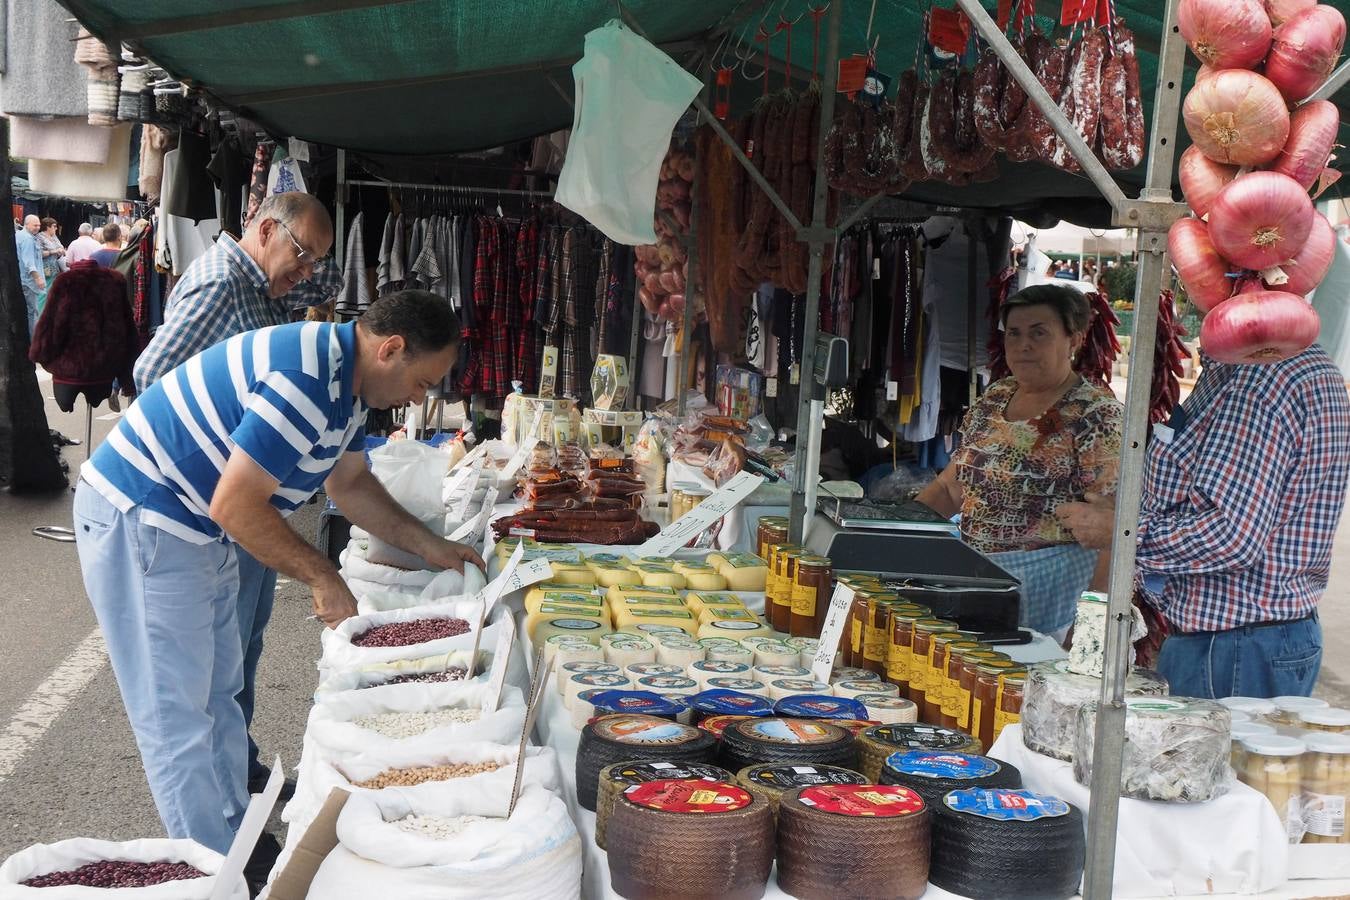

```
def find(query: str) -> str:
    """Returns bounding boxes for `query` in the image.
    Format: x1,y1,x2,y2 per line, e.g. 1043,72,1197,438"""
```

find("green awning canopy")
55,0,1350,225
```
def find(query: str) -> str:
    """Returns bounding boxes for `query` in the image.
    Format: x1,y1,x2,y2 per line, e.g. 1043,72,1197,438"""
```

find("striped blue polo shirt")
83,320,368,544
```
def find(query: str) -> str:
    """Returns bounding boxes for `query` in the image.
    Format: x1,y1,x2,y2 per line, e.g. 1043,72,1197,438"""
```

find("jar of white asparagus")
1301,733,1350,845
1237,734,1306,843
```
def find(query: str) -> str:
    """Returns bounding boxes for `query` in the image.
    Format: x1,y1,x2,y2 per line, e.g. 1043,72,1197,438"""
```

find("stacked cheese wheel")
777,784,930,900
607,779,774,900
880,750,1024,808
857,724,983,781
595,761,733,850
718,718,858,773
576,714,717,810
735,762,867,816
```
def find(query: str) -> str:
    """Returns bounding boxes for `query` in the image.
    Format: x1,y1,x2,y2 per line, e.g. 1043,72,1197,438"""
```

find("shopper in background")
67,222,101,264
72,290,481,885
36,217,65,279
89,223,122,268
15,215,46,337
1058,345,1350,699
133,191,333,805
916,284,1122,640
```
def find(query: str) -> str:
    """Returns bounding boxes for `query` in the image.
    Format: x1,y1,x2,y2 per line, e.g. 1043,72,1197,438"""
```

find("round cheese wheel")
655,639,705,668
754,664,811,681
835,680,899,700
767,678,834,702
689,660,752,689
718,717,858,774
592,565,643,588
639,570,687,589
549,564,597,586
684,571,729,591
1022,661,1169,762
857,723,982,781
636,674,699,697
706,644,754,665
830,667,881,685
707,677,769,698
625,663,684,681
544,635,603,666
736,763,868,817
752,642,800,667
880,750,1023,808
857,695,920,725
565,673,631,710
556,660,620,695
603,641,657,667
575,715,717,810
699,619,776,640
595,760,734,850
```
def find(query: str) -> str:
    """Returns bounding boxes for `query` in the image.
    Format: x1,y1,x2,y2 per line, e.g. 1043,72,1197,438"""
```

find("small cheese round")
655,640,705,668
556,660,620,694
689,660,753,689
835,680,899,700
768,678,834,701
685,571,729,591
856,695,919,725
707,677,769,698
752,642,800,667
605,640,657,667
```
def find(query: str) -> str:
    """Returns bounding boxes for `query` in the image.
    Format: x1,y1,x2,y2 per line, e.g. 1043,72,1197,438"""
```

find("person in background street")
36,217,65,280
72,290,483,886
133,191,334,805
67,222,101,265
916,284,1122,640
15,215,46,337
89,223,122,268
1058,345,1350,699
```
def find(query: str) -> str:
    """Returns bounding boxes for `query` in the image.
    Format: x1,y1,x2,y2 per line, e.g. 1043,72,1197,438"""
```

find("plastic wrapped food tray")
1021,660,1168,761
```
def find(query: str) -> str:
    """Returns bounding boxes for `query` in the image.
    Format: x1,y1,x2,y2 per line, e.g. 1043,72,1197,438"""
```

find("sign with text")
811,584,858,683
635,470,764,557
481,614,517,713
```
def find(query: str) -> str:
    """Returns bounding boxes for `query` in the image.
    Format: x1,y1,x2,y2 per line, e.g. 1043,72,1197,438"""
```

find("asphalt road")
0,376,1346,861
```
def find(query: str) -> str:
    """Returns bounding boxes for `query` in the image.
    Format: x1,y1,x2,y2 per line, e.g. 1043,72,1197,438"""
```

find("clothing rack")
342,179,554,199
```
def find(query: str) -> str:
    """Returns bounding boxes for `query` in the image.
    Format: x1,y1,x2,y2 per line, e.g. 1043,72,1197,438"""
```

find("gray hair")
78,223,93,235
251,192,328,232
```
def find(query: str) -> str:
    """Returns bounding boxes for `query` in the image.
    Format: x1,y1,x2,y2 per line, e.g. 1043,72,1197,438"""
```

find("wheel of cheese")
545,635,603,666
714,554,770,591
857,695,920,725
687,689,775,722
930,788,1085,899
565,673,631,710
592,563,644,587
689,660,752,689
1073,697,1232,802
786,637,820,667
1022,661,1169,762
829,667,880,685
735,763,868,817
607,779,774,900
699,714,754,740
625,663,685,681
698,619,776,640
556,661,620,695
589,690,688,722
575,714,718,810
635,675,699,698
594,761,734,850
753,664,811,681
773,695,869,721
751,642,800,667
706,677,768,697
705,643,754,665
534,616,612,647
857,724,982,781
718,717,858,774
834,680,899,700
767,678,833,702
573,687,614,729
777,784,930,900
605,640,657,667
654,639,704,668
549,562,597,585
880,751,1023,808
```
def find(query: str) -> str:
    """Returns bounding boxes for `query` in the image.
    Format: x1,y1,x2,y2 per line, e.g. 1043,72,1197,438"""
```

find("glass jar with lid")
924,631,964,725
940,640,986,730
771,546,803,632
957,649,1007,733
1298,708,1350,735
756,517,788,562
973,660,1023,748
791,555,832,637
992,671,1027,744
1269,696,1330,729
861,592,897,675
1237,734,1307,843
908,617,958,710
1230,720,1277,772
1302,733,1350,844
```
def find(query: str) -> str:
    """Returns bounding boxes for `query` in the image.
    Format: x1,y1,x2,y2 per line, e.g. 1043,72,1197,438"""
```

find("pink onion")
1266,100,1341,190
1169,218,1236,313
1265,6,1347,104
1265,0,1317,27
1200,289,1321,363
1270,211,1336,294
1179,145,1240,217
1195,64,1221,84
1179,0,1273,69
1182,70,1291,166
643,271,663,295
1208,171,1315,269
638,285,661,313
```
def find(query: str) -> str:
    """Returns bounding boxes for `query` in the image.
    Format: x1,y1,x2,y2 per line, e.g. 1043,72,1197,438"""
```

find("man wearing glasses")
133,191,334,813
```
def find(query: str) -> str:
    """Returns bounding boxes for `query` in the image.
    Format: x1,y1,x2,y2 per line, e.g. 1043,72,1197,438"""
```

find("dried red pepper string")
777,14,793,91
810,4,829,81
756,24,772,98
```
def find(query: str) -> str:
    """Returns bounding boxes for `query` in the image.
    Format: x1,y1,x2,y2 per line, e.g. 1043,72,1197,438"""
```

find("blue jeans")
1157,614,1322,699
234,547,277,783
22,283,39,338
72,483,249,854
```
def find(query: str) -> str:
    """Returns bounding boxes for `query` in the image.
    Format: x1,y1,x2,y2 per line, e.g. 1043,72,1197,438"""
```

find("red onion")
1267,100,1340,191
1178,0,1273,69
1182,70,1291,166
1179,145,1240,217
1207,171,1314,269
1200,289,1321,364
1195,64,1220,84
638,285,661,313
1169,218,1236,313
1270,211,1336,295
1266,0,1317,27
1265,6,1347,104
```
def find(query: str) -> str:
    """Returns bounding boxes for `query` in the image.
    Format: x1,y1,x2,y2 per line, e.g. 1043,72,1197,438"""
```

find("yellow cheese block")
526,603,610,639
673,560,718,576
532,614,614,645
613,606,698,637
524,588,604,616
713,553,769,591
697,618,776,640
584,552,632,566
548,562,597,586
629,563,687,589
704,552,731,569
684,571,729,591
698,605,760,626
685,592,746,614
606,585,682,606
589,562,643,588
611,594,688,612
494,536,536,561
521,544,583,564
634,556,678,570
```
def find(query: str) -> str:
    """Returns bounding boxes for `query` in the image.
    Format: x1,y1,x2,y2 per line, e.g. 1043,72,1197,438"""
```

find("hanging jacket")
29,260,136,386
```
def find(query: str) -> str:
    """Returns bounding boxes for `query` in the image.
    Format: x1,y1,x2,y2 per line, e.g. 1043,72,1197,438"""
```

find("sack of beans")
339,542,442,598
318,601,504,680
305,785,581,899
355,564,490,616
0,837,247,898
312,650,484,698
307,683,528,756
282,740,561,840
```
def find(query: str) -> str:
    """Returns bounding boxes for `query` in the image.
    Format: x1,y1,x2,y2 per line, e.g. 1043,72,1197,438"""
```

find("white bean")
393,813,490,839
353,708,482,738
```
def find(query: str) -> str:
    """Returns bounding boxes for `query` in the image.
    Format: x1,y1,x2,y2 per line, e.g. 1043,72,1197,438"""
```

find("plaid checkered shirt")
1138,345,1350,633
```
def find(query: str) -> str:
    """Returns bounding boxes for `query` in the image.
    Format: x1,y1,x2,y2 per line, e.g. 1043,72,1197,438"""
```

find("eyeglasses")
274,218,330,271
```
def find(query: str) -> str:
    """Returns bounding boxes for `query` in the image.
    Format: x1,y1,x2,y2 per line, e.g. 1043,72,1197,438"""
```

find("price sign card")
811,583,858,683
481,614,517,713
635,470,764,557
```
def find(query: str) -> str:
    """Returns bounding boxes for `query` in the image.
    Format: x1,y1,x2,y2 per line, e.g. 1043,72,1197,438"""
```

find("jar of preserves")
885,606,927,690
1238,734,1307,843
765,543,788,627
771,546,802,633
924,632,964,725
992,671,1027,744
908,617,957,710
757,517,788,562
1301,733,1350,844
792,555,833,637
957,649,1006,733
941,640,986,730
862,592,897,675
1298,708,1350,734
973,660,1023,749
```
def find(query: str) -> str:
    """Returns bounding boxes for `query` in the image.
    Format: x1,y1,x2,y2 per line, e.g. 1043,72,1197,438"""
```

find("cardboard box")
265,788,350,900
590,355,630,411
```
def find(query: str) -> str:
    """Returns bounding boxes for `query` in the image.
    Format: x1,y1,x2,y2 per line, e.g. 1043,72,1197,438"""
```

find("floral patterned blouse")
952,376,1122,554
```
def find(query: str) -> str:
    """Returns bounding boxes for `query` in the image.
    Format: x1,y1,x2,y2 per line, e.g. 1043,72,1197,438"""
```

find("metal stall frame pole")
967,216,979,406
335,148,346,288
787,0,843,543
953,2,1188,897
676,61,716,417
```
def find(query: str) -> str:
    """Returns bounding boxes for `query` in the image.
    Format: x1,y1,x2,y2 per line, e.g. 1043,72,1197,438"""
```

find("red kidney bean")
351,617,470,648
22,860,207,887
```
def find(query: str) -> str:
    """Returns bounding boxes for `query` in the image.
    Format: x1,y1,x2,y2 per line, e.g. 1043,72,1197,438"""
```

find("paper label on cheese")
699,714,753,737
867,724,976,751
625,779,751,813
775,696,867,719
945,788,1071,822
740,719,842,745
637,675,698,691
797,784,925,817
707,678,766,692
707,620,762,632
634,624,688,635
748,765,867,790
593,715,700,744
548,618,606,632
693,661,750,676
615,762,728,784
887,751,1000,780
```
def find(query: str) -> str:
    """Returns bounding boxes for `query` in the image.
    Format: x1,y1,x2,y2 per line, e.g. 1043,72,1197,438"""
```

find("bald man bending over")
133,191,335,801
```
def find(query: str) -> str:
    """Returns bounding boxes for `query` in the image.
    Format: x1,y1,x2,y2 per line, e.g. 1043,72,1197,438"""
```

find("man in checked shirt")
133,191,334,798
1058,343,1350,699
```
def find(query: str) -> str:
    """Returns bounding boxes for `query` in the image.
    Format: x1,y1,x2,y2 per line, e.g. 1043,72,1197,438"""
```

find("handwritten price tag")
500,410,545,482
635,470,764,557
447,457,484,524
449,485,500,548
481,614,517,713
811,583,857,683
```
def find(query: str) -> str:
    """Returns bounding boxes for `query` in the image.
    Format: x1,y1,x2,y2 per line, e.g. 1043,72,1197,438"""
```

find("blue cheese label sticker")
887,751,1001,780
945,788,1072,822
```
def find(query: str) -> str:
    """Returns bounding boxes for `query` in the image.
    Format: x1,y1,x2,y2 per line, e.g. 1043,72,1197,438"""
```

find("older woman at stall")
915,283,1122,640
36,217,66,280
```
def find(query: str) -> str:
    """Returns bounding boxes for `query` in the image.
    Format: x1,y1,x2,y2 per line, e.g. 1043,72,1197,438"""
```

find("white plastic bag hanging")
555,20,702,245
366,440,451,525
